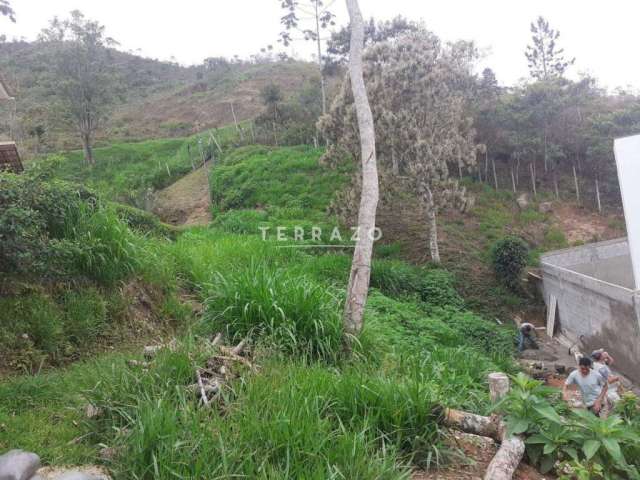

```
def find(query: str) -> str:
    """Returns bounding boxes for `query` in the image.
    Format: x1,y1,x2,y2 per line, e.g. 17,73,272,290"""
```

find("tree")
321,29,478,264
342,0,378,338
278,0,335,115
525,16,574,80
39,11,118,165
260,83,283,144
0,0,15,22
325,15,420,67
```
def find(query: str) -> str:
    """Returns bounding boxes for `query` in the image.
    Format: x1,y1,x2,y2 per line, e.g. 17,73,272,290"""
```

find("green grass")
40,126,240,208
1,141,531,478
211,145,350,221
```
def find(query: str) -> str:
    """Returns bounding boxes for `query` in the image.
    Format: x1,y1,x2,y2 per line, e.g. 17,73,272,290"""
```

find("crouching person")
517,322,539,352
563,357,608,416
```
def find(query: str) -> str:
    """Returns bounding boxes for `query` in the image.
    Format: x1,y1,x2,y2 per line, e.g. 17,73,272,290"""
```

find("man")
563,356,608,415
517,322,539,352
592,349,621,403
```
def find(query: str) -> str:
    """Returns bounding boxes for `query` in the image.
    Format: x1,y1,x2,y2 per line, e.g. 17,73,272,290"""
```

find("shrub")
65,205,141,285
202,262,343,360
111,202,176,238
490,236,529,289
0,172,97,277
370,260,463,308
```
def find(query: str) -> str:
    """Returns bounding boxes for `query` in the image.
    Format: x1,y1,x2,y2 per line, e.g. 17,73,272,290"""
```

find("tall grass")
202,262,343,361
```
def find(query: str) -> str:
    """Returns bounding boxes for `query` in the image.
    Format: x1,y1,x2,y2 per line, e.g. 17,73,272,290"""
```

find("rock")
55,471,102,480
0,449,40,480
516,193,530,210
84,404,102,419
555,364,567,375
143,345,162,359
98,447,118,462
539,201,553,213
34,467,110,480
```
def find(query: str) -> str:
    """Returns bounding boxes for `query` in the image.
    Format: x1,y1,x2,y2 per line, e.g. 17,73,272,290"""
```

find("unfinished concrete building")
541,134,640,383
541,239,640,382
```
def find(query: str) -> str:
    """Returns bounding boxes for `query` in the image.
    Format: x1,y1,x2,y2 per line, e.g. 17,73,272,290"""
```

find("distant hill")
0,40,322,153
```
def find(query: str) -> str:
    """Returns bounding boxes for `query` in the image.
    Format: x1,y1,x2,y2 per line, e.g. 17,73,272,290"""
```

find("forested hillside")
0,39,321,152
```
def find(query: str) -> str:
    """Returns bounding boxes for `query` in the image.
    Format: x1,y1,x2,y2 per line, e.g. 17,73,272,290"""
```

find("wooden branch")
443,408,500,440
485,433,526,480
211,333,222,346
196,369,210,407
231,339,246,356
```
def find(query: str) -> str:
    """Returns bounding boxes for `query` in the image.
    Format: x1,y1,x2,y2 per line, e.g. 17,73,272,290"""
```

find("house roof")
0,141,23,173
0,75,13,100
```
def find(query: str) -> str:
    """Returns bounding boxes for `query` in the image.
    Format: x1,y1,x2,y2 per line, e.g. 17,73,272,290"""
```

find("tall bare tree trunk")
529,162,537,198
391,138,399,175
573,164,580,203
484,150,489,183
81,131,94,166
553,170,559,199
510,165,516,193
315,0,327,116
595,177,602,213
423,185,440,264
230,102,244,140
492,158,498,190
543,127,548,173
343,0,379,338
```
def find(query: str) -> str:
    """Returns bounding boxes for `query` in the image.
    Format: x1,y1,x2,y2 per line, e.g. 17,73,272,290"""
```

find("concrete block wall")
541,239,640,383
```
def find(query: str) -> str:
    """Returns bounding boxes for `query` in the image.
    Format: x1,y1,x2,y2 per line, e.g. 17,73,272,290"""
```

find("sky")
2,0,639,91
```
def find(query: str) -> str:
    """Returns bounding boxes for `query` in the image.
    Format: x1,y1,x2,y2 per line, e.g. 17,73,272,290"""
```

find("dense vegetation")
0,139,522,478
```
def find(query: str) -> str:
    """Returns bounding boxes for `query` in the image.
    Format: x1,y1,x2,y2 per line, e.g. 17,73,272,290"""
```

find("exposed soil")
152,163,211,226
412,432,554,480
551,203,625,244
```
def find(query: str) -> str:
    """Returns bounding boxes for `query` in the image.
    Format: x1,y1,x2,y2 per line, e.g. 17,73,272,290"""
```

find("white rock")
0,450,40,480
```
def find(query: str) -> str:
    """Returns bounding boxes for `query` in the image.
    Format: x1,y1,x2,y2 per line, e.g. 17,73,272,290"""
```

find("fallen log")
442,372,526,480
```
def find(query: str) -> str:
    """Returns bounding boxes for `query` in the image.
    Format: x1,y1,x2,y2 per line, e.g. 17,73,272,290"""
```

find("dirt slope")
152,163,211,226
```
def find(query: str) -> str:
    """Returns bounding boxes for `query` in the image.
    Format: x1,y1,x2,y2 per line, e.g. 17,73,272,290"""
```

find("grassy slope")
1,142,519,478
0,39,322,150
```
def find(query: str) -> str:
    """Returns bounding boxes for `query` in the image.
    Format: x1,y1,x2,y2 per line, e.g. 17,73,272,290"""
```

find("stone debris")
0,449,40,480
143,345,163,359
516,193,530,210
33,467,110,480
83,404,102,420
538,202,553,213
0,451,110,480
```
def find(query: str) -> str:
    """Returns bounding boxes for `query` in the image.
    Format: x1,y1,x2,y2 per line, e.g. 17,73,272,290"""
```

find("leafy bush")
0,172,96,276
111,202,176,238
202,262,343,360
490,236,529,289
498,373,640,477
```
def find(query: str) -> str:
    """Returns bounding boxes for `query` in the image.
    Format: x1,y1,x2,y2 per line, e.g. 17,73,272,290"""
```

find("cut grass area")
41,126,240,208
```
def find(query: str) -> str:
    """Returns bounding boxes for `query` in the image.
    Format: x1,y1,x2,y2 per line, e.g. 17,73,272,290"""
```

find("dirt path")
152,163,211,226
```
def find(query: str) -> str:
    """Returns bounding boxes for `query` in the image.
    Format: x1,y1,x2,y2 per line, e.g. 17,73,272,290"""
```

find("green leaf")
533,404,564,424
583,439,601,460
542,442,556,455
511,418,530,435
540,454,555,474
602,437,623,461
564,446,578,461
525,433,548,444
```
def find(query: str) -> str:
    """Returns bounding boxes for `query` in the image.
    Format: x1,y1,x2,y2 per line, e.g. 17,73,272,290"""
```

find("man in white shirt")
591,349,621,404
563,356,608,416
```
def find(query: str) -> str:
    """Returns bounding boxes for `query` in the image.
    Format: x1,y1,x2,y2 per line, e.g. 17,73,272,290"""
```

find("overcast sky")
2,0,639,91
